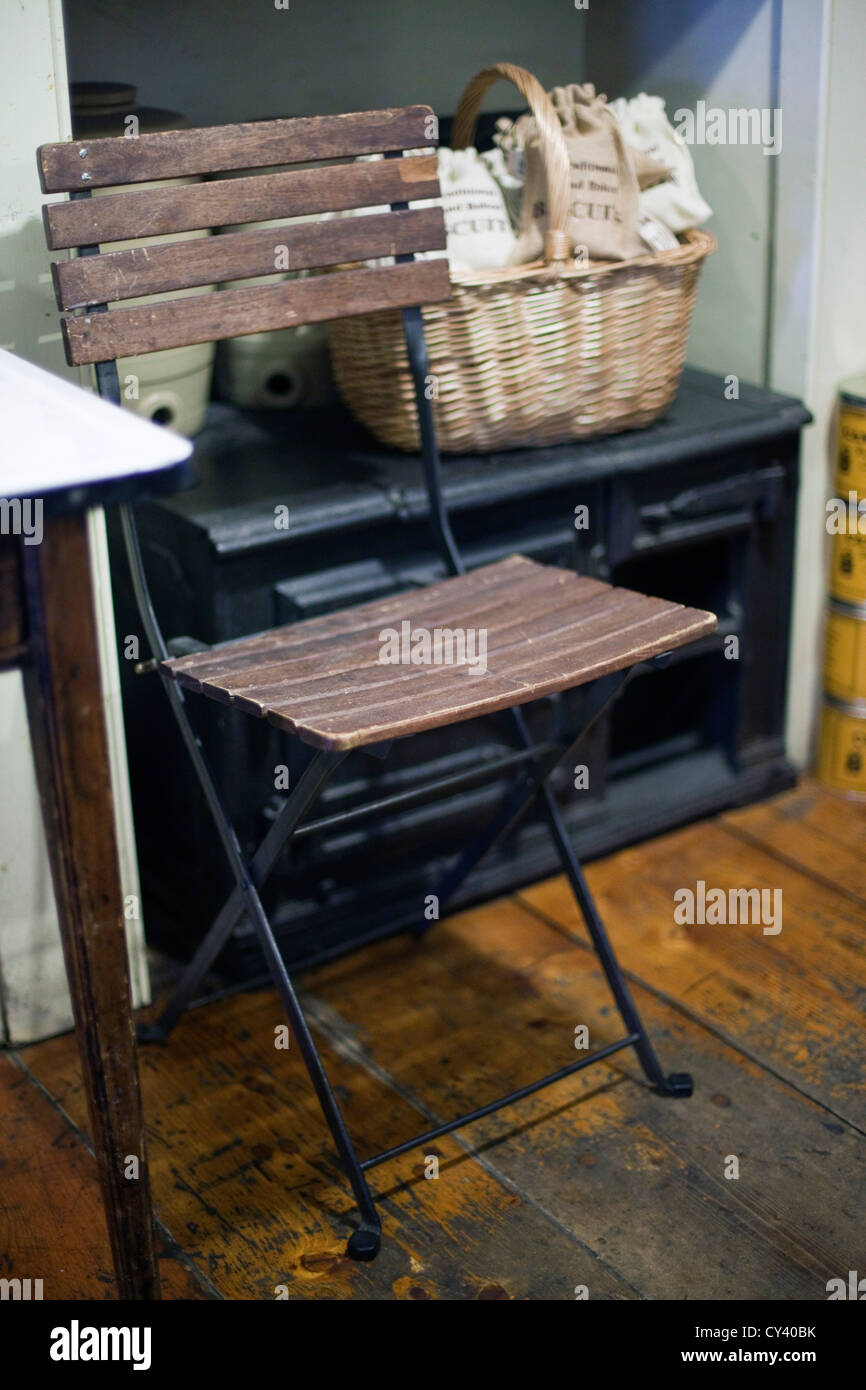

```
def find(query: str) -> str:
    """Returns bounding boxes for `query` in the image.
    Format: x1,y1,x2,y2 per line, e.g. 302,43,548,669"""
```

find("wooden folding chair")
38,107,717,1261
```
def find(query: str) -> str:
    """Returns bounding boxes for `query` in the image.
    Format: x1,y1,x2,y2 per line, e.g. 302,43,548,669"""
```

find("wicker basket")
328,63,715,453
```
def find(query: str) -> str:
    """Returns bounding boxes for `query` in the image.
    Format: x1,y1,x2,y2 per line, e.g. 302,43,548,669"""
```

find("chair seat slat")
44,155,440,251
61,258,452,365
37,106,437,193
52,207,446,309
163,557,717,751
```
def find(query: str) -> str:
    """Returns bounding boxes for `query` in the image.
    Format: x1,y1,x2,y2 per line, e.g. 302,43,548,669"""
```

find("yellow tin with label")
829,530,866,605
836,374,866,495
824,599,866,701
817,694,866,800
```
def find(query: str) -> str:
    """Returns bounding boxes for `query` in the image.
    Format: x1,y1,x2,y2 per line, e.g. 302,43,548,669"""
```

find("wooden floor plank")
8,780,865,1300
302,900,864,1299
722,782,866,908
21,992,634,1300
0,1054,208,1300
518,821,866,1129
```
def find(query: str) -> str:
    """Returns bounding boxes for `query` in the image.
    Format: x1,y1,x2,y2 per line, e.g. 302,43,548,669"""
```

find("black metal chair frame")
83,217,694,1264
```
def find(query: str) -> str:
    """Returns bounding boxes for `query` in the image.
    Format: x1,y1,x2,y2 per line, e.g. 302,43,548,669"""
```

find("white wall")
774,0,866,764
0,0,147,1042
587,0,775,387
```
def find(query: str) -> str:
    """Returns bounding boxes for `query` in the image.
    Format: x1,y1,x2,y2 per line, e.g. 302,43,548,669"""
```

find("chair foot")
657,1072,694,1098
346,1222,381,1262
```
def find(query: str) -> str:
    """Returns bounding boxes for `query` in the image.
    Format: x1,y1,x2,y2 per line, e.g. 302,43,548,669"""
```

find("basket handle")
451,62,572,265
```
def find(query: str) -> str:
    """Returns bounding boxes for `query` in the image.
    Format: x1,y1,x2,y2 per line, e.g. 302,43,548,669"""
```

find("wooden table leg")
20,512,159,1300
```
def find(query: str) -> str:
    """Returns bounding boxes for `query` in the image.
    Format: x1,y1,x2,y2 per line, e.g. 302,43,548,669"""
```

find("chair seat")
163,555,717,750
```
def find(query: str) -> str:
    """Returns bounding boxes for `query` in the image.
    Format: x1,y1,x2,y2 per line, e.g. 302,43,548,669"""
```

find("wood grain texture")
163,554,717,749
38,107,437,193
43,155,440,250
61,257,452,366
53,206,447,309
0,535,24,662
17,786,866,1299
518,814,866,1130
0,1056,209,1300
723,783,866,910
22,991,633,1301
20,513,159,1299
307,896,864,1300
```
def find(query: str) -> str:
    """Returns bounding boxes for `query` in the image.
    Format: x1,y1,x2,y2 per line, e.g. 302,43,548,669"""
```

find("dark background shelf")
107,368,809,978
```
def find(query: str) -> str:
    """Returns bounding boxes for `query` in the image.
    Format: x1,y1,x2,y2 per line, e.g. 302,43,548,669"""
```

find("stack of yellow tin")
818,374,866,798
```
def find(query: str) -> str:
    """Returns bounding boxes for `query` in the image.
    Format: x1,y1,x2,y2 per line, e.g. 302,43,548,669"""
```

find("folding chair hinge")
135,635,209,675
650,649,675,670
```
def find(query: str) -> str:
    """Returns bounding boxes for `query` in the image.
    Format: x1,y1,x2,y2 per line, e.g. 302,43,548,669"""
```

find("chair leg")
421,675,693,1098
142,662,687,1263
423,671,627,918
507,702,692,1095
243,891,382,1260
138,743,348,1042
137,687,380,1254
535,779,692,1097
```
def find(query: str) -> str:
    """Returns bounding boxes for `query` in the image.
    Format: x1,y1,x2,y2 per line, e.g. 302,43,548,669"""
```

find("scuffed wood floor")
3,781,864,1299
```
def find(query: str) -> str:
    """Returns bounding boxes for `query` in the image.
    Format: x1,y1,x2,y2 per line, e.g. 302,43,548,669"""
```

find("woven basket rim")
447,228,717,288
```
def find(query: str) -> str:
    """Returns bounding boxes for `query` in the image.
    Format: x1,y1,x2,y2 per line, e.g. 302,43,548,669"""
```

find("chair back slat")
38,106,450,366
61,258,451,366
53,206,446,310
37,107,436,192
44,155,440,251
